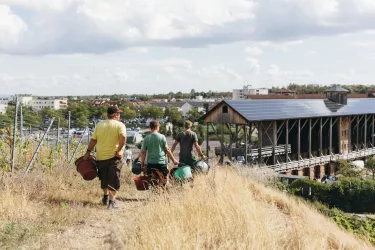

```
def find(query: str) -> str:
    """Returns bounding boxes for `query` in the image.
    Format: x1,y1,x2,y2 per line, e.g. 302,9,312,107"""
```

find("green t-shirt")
141,132,167,164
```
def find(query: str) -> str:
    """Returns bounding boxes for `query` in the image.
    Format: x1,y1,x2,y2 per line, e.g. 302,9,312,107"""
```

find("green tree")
186,108,202,122
164,105,183,125
336,159,364,178
122,107,137,120
141,105,164,119
190,89,196,99
365,158,375,179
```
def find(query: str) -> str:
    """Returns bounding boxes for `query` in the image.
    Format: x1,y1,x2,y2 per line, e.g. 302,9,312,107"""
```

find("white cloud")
0,5,27,50
244,46,263,56
258,40,304,52
265,64,313,80
127,47,148,53
2,0,375,54
245,58,260,74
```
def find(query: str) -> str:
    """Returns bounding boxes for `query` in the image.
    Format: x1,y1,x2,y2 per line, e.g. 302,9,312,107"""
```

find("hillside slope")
0,167,373,249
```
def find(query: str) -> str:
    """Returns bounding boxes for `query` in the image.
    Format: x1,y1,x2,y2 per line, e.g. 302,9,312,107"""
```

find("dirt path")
25,194,148,250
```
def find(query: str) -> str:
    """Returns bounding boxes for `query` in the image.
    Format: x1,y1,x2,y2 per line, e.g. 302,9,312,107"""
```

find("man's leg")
107,159,122,209
97,162,109,205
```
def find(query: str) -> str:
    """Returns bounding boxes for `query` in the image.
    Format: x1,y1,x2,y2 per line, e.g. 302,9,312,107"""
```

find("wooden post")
249,122,252,165
364,115,367,148
308,119,312,158
329,117,333,154
258,122,263,165
285,120,289,163
298,119,301,160
244,124,248,165
338,117,342,154
235,124,239,148
319,118,323,156
348,116,352,151
356,116,359,150
221,123,224,163
372,115,375,147
272,121,277,164
206,122,209,159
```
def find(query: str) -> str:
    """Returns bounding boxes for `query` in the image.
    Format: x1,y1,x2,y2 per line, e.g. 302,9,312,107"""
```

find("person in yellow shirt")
84,106,126,209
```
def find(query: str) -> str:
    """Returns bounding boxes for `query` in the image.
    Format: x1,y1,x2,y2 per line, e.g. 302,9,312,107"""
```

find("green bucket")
174,165,193,180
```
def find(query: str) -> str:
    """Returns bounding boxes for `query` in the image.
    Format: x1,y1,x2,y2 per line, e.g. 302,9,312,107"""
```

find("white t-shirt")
124,149,132,160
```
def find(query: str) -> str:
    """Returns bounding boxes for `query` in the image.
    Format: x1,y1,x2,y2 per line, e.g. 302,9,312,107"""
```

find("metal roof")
224,99,375,121
325,86,349,92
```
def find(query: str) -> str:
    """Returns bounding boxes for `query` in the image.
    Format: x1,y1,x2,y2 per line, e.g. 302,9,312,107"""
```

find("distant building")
272,88,296,96
149,101,217,117
233,85,269,100
0,104,8,114
31,99,68,111
12,94,33,105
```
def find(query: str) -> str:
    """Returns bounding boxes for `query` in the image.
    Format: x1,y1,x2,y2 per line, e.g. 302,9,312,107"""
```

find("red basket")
134,176,151,191
75,156,97,181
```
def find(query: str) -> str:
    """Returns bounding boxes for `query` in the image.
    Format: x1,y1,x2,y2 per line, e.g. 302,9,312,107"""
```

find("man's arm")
84,139,97,160
115,135,126,158
194,141,206,160
171,140,179,153
140,149,147,172
166,146,179,165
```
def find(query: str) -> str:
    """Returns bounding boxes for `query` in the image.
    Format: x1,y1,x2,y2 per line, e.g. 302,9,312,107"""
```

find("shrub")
290,178,375,213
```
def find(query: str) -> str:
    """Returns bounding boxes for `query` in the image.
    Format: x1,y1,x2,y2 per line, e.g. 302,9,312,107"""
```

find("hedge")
290,178,375,213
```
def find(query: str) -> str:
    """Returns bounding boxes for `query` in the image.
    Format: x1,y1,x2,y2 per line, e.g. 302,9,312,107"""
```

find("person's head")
185,120,193,130
149,120,160,132
125,145,130,150
107,106,123,120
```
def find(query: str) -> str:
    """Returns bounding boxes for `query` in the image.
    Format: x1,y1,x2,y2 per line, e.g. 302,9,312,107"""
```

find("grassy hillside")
0,164,373,249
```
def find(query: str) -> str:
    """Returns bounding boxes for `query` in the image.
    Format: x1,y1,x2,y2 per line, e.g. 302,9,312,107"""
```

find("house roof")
204,99,375,122
325,86,349,92
149,102,185,108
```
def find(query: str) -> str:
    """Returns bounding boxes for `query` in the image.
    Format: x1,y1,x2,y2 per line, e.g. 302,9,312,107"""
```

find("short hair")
150,120,160,130
185,120,193,129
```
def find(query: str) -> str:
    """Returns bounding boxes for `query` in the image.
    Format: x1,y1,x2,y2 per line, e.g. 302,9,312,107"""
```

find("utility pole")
11,97,19,172
67,111,71,161
20,105,23,141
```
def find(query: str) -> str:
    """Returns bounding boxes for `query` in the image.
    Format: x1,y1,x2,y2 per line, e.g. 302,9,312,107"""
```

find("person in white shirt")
124,145,133,167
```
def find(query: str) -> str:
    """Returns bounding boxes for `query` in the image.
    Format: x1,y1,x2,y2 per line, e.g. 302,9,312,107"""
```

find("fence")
1,102,93,176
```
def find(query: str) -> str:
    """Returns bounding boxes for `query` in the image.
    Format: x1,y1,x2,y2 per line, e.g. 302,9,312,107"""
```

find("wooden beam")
285,120,289,163
258,121,263,165
320,118,323,156
244,124,248,165
235,124,239,148
272,120,277,165
356,115,359,150
298,119,301,160
329,117,333,154
206,122,210,159
372,115,375,147
309,119,312,159
364,115,367,148
338,117,342,154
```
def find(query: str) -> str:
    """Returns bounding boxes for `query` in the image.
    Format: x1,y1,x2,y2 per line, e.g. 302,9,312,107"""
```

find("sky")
1,0,375,96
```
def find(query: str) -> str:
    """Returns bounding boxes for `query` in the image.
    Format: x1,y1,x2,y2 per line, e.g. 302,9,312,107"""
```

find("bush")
290,178,375,213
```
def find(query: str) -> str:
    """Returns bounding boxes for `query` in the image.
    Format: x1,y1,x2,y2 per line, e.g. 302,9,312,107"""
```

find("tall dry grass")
124,166,373,250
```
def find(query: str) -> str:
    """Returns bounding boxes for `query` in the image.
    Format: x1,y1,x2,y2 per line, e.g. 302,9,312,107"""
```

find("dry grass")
123,166,373,250
0,138,374,249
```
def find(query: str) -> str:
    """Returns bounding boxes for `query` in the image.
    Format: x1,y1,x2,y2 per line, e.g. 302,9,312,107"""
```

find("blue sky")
1,0,375,95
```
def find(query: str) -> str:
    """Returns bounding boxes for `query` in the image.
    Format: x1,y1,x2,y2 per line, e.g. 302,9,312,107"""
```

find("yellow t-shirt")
92,120,126,161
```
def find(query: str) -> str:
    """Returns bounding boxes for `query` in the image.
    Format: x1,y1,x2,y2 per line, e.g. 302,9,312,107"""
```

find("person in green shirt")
140,120,179,178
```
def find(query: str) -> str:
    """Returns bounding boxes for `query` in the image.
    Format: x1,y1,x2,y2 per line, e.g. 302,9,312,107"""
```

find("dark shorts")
179,157,197,167
96,157,123,191
147,164,169,177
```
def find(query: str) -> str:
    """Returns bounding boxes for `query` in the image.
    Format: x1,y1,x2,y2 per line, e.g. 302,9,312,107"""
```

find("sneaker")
108,200,118,210
102,195,109,206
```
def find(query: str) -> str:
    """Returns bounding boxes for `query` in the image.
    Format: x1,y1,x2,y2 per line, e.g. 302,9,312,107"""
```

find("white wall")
0,104,8,114
181,103,192,116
